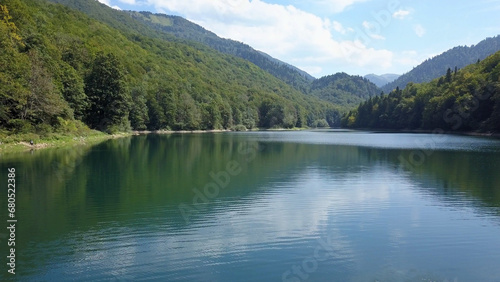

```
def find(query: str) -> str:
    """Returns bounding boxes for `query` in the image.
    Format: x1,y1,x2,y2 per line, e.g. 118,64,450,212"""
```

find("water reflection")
1,131,500,280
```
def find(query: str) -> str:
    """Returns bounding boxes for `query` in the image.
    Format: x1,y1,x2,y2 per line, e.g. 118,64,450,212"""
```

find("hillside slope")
47,0,315,93
310,73,382,109
0,0,341,137
344,51,500,132
382,35,500,93
127,11,315,93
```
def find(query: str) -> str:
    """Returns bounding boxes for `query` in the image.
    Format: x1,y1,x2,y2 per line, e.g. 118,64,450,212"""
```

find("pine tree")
445,68,452,83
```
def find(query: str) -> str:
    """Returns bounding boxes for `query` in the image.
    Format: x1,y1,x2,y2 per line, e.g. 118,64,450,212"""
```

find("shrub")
232,124,247,131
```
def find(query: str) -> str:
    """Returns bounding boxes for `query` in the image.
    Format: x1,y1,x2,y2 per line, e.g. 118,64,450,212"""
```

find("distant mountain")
2,0,342,135
364,74,400,87
344,50,500,132
46,0,387,111
126,11,315,93
382,35,500,93
310,73,381,109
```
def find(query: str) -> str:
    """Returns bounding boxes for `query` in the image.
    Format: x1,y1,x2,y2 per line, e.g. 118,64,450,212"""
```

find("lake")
1,130,500,281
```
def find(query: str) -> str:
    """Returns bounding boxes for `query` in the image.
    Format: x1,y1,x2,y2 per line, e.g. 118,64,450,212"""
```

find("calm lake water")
1,130,500,281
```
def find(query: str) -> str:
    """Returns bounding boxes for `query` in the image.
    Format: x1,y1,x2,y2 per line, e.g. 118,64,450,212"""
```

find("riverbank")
3,127,497,154
132,127,309,135
0,131,132,154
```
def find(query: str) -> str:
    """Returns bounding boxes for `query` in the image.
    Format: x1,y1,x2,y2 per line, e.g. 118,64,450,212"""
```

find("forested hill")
47,0,315,93
48,0,384,109
0,0,341,138
309,73,382,109
343,51,500,133
382,35,500,93
127,12,315,93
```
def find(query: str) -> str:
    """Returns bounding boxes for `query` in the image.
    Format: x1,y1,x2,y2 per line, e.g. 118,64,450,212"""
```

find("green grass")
0,130,131,154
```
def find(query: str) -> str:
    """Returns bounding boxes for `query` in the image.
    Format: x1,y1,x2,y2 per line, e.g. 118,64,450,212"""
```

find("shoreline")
2,127,498,154
356,128,500,138
132,129,233,135
0,132,132,154
131,127,308,135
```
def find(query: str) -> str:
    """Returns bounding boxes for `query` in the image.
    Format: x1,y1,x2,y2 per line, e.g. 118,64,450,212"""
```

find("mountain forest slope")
343,51,500,132
310,73,382,109
382,36,500,93
127,11,315,93
47,0,380,106
1,0,342,138
47,0,314,93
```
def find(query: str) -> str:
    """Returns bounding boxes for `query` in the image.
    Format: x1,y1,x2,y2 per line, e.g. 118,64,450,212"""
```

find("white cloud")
97,0,121,10
306,0,369,13
118,0,136,4
332,21,347,34
145,0,394,76
392,9,410,19
297,66,323,76
370,34,386,40
362,21,385,40
414,24,426,37
97,0,111,5
362,20,372,30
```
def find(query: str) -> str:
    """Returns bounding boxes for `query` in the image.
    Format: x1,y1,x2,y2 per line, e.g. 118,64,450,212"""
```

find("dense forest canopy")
127,11,315,93
309,73,382,109
382,36,500,93
343,51,500,133
2,0,499,140
0,0,344,138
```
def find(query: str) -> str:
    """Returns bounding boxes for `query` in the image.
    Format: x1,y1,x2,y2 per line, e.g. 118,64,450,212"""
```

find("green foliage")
314,119,329,128
232,124,247,131
1,0,343,135
344,51,500,133
84,52,131,133
127,11,315,93
309,72,382,110
382,36,500,92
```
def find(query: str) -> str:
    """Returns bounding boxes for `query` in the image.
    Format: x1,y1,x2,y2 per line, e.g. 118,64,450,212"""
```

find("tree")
175,93,201,130
129,86,149,130
445,68,453,83
60,63,88,120
22,50,70,124
0,3,29,126
84,53,131,133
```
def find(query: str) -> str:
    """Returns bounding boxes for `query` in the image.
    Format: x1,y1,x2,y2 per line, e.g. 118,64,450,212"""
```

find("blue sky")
97,0,500,78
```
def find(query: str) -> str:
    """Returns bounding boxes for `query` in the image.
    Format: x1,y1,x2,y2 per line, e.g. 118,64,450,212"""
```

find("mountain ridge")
343,50,500,132
127,11,315,93
382,35,500,93
310,73,382,109
364,73,400,88
1,0,342,136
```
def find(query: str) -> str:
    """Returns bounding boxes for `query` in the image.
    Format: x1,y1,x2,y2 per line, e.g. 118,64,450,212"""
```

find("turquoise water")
1,130,500,281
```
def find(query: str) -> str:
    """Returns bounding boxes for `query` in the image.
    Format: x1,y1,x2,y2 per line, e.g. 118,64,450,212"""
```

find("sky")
97,0,500,78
